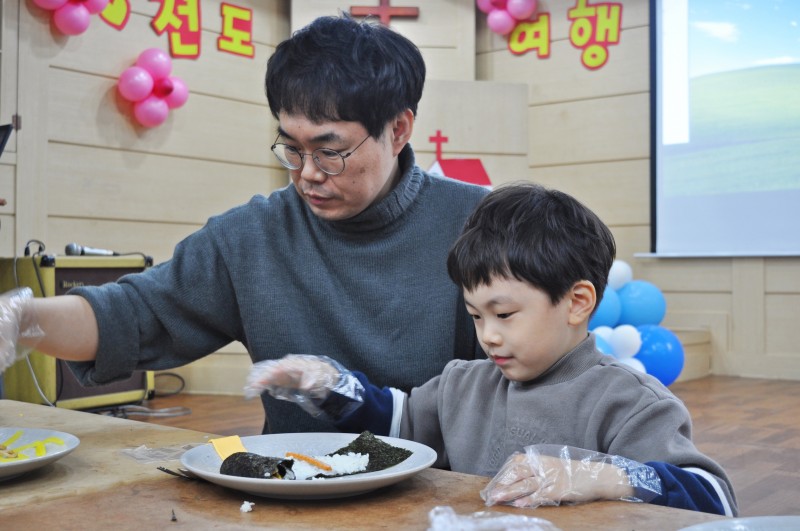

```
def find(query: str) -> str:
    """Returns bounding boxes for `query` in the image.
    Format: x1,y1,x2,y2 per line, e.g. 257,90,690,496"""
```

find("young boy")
246,182,737,516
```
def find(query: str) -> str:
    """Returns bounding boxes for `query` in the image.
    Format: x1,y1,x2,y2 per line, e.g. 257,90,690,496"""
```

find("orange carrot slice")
285,452,332,471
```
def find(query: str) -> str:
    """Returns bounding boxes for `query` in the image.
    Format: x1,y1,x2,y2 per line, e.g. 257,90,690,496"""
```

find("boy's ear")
568,280,596,326
390,109,414,156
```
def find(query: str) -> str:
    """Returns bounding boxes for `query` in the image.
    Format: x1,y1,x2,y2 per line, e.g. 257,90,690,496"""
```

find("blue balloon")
635,324,684,386
589,287,621,329
617,280,666,326
594,334,615,356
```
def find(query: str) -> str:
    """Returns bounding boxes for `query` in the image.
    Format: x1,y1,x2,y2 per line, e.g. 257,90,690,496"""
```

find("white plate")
180,432,437,499
0,427,80,481
680,516,800,531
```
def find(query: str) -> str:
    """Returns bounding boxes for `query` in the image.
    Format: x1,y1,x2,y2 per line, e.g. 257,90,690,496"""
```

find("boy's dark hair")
265,15,426,139
447,182,616,307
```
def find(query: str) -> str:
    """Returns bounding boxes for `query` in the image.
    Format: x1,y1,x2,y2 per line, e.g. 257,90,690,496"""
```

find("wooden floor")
130,375,800,518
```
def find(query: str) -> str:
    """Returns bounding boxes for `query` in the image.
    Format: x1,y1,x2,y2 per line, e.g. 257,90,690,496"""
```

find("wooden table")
0,400,730,530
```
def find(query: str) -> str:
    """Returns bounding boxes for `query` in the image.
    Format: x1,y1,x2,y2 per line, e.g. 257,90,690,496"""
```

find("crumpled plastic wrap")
427,506,561,531
244,354,365,421
120,444,199,464
481,445,662,509
0,287,45,373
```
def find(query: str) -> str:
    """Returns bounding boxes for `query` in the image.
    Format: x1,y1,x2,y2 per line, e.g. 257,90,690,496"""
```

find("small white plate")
181,432,437,499
680,516,800,531
0,427,80,481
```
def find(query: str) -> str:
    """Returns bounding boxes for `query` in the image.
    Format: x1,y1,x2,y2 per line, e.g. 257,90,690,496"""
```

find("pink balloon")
118,66,154,103
84,0,110,14
136,48,172,80
134,96,169,128
506,0,537,20
32,0,68,10
490,0,507,8
53,2,91,35
164,77,189,109
476,0,495,14
487,9,516,35
152,77,174,98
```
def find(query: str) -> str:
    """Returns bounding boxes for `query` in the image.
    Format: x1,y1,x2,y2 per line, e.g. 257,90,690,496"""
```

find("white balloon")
608,260,633,290
592,325,614,341
608,324,642,358
619,357,646,373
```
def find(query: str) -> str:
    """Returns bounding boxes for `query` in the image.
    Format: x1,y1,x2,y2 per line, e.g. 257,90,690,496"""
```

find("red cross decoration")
350,0,420,26
429,130,448,161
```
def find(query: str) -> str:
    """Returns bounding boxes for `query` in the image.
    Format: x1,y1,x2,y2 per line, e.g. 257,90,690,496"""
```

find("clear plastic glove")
427,506,561,531
0,288,44,374
244,354,365,421
481,445,662,509
428,506,560,531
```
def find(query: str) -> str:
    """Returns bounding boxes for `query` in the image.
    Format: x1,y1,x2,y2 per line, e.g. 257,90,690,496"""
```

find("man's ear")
390,109,414,156
568,280,596,326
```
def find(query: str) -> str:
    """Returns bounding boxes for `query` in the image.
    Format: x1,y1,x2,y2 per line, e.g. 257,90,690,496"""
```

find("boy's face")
464,276,592,382
278,111,410,221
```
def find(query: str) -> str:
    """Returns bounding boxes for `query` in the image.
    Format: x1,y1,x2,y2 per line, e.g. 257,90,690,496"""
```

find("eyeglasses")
270,134,370,176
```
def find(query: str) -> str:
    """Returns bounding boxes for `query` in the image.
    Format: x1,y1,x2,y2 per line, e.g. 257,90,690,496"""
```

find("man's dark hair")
447,182,616,307
265,15,426,139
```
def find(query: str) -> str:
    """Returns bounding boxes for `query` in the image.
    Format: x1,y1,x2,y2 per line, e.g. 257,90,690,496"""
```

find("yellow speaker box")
0,255,155,410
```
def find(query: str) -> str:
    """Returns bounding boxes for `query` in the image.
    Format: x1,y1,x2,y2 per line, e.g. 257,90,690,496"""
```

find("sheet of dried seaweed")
328,431,412,473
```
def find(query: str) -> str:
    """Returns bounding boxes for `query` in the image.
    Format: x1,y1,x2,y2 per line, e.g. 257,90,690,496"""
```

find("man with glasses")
0,15,488,434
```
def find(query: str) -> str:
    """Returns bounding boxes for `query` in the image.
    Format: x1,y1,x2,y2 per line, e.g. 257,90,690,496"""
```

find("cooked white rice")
290,452,369,481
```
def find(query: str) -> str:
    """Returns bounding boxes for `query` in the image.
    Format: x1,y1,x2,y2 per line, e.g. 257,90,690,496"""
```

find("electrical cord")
153,371,186,397
16,240,55,407
10,240,159,409
92,373,191,418
95,404,192,419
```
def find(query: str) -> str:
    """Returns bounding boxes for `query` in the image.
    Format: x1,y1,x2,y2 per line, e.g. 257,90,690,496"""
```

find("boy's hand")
0,288,44,374
481,445,661,508
244,354,365,420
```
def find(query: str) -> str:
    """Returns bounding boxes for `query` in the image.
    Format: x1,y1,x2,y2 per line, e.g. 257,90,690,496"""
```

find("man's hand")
0,288,44,373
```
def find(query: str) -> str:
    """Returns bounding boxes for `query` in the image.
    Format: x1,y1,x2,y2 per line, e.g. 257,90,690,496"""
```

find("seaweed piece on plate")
328,431,412,473
220,452,296,480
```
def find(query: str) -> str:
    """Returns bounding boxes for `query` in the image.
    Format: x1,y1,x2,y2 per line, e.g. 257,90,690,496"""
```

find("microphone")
65,243,119,256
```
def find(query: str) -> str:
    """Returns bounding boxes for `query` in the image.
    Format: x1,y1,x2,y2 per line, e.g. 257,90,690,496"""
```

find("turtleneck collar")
326,144,424,234
513,334,604,388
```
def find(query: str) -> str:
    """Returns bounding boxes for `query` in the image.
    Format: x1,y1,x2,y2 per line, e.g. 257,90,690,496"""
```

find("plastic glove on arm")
0,288,45,373
481,445,662,509
245,354,365,421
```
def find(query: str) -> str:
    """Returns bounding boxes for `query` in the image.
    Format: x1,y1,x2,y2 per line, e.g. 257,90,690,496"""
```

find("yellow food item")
209,435,248,460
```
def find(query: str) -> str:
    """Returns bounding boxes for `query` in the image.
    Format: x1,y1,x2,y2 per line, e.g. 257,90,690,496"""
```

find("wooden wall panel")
0,163,13,211
291,0,476,81
636,258,733,293
766,260,800,293
476,0,649,54
5,0,798,387
532,159,650,226
414,80,527,155
766,295,800,355
528,93,650,166
478,27,649,105
46,217,203,266
47,68,272,166
51,11,275,106
46,143,287,224
0,0,19,154
476,0,800,380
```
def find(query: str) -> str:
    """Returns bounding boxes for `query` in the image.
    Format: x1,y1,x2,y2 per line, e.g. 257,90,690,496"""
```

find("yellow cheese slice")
209,435,248,460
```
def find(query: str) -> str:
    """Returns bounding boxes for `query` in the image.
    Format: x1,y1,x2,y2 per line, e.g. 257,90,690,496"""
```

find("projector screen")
650,0,800,257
